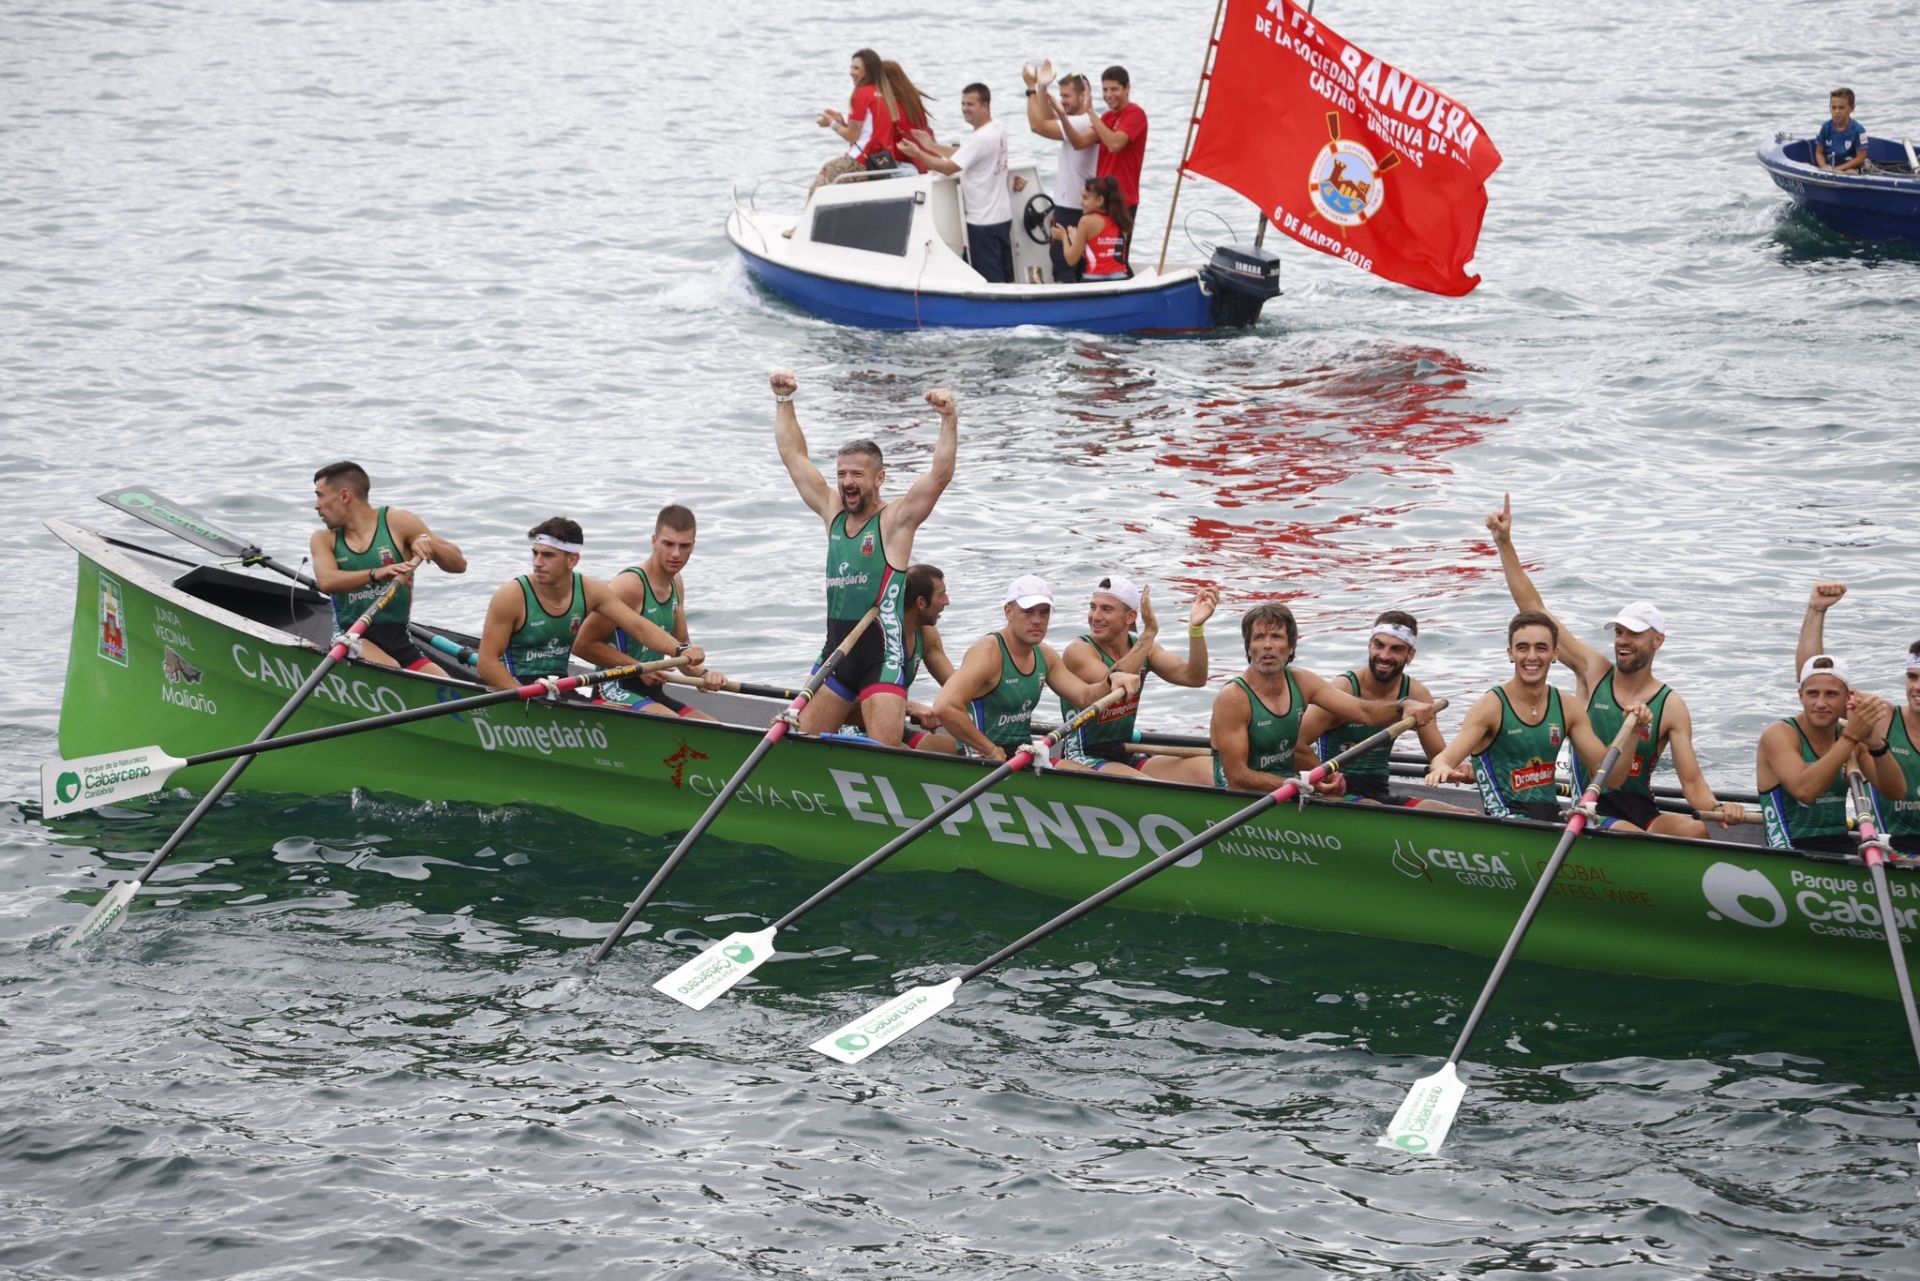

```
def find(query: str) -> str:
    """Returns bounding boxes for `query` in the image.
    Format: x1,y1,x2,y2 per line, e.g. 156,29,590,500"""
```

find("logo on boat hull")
663,739,709,789
98,574,128,666
162,648,203,684
1700,862,1787,928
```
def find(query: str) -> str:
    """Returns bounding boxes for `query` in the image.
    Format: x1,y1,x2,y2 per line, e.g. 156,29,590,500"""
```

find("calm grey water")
4,1,1920,1276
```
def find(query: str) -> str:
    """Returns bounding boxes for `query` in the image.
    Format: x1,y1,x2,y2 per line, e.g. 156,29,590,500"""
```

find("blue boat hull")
1758,137,1920,246
734,245,1224,334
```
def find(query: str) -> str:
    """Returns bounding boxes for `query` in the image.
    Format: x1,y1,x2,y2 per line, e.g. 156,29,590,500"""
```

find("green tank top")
826,512,889,621
1317,671,1408,779
1762,720,1850,849
330,507,410,628
902,628,925,689
969,635,1047,750
508,573,585,679
1576,669,1671,798
1058,633,1143,749
1472,686,1565,818
1212,672,1304,788
614,566,680,663
1872,708,1920,839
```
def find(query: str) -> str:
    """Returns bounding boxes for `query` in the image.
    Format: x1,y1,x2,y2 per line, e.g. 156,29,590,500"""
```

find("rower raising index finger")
1486,493,1513,542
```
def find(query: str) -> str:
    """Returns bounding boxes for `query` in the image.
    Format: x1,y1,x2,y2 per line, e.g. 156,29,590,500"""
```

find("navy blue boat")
727,167,1281,334
1757,133,1920,246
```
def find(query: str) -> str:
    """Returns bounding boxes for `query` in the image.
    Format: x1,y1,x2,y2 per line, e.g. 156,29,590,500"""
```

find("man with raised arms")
1488,496,1745,834
772,370,957,747
309,461,467,676
1425,611,1645,821
572,504,728,720
932,575,1142,763
1757,653,1904,854
1297,610,1462,809
1793,582,1918,853
1055,575,1218,778
476,517,704,694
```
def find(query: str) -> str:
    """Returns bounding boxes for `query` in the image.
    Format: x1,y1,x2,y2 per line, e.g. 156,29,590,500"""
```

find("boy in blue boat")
1815,87,1867,174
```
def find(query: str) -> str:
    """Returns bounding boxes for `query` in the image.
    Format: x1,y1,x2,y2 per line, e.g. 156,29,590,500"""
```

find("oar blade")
1382,1061,1467,1155
59,880,139,951
810,978,963,1064
653,927,778,1010
42,748,185,818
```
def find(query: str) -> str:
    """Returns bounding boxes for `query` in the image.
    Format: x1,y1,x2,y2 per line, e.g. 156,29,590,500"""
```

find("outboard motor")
1201,244,1282,328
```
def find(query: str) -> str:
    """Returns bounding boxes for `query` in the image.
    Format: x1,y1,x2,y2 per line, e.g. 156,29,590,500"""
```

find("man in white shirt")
898,83,1016,284
1023,63,1098,233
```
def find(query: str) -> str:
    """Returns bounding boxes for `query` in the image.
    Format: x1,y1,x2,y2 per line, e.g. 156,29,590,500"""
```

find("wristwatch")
1026,89,1037,97
1869,741,1891,758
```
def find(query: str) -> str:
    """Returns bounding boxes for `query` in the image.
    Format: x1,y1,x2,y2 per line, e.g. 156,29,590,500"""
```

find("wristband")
1188,625,1205,637
1869,741,1891,758
773,391,795,404
1026,89,1036,97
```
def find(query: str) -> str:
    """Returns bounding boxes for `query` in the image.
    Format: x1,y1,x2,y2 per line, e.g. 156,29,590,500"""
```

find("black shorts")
1595,790,1662,830
1512,799,1563,822
818,596,909,703
362,622,433,671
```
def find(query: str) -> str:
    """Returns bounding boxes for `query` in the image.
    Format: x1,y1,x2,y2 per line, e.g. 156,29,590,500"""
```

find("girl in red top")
1050,175,1133,281
809,49,895,193
882,61,937,174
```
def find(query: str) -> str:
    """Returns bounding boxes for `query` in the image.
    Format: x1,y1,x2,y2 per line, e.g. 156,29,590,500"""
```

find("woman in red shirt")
1050,175,1133,282
882,61,937,173
809,49,895,194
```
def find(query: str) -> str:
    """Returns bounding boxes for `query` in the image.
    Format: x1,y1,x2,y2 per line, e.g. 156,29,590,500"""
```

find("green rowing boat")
47,518,1920,1001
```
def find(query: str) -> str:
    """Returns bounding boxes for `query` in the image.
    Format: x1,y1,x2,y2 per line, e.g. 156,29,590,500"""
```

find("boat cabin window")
811,197,916,257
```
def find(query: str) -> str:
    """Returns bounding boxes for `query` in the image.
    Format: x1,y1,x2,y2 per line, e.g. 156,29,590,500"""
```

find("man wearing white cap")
1055,574,1219,777
1792,582,1920,854
476,516,705,692
1298,610,1460,808
932,574,1142,762
1488,495,1744,834
1757,653,1903,854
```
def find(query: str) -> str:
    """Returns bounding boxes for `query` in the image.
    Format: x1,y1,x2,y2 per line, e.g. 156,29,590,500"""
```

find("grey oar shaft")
1867,859,1920,1065
1442,742,1625,1066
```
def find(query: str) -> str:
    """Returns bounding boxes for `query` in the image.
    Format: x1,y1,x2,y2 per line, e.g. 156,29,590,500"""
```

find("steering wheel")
1021,194,1056,245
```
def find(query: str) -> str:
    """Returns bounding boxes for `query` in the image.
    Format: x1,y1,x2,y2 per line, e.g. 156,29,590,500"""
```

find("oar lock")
330,631,363,660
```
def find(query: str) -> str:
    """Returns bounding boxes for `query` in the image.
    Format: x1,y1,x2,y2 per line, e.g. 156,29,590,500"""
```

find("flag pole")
1155,0,1230,274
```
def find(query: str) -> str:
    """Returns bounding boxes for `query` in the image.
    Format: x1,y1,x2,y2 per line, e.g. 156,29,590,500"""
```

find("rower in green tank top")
1298,610,1460,809
308,460,468,675
475,516,708,694
932,574,1141,764
1179,603,1436,796
1057,576,1216,778
1488,494,1746,833
773,371,958,748
1425,610,1634,823
1795,585,1920,854
571,505,730,721
1757,654,1904,855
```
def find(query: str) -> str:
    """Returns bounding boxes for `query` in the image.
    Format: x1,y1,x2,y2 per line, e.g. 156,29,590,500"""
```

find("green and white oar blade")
60,880,139,951
1382,1061,1467,1155
811,977,963,1064
42,747,185,818
653,927,778,1010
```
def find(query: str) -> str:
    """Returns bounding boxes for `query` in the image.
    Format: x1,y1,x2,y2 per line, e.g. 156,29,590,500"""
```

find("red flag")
1184,0,1501,296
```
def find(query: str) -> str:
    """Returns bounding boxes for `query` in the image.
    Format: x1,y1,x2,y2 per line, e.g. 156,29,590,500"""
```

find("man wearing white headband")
771,370,958,748
1792,581,1919,854
476,516,706,693
932,574,1142,762
1055,574,1219,777
1298,610,1460,809
1756,649,1903,854
1486,494,1744,834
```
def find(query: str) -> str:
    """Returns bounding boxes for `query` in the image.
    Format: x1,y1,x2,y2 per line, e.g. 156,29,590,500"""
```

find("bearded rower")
932,575,1142,763
309,461,466,675
1425,611,1646,820
476,517,705,693
884,563,960,752
1793,582,1919,854
772,371,957,746
1489,495,1745,834
573,504,728,720
1297,610,1462,809
1056,575,1217,779
1154,604,1434,793
1758,653,1904,854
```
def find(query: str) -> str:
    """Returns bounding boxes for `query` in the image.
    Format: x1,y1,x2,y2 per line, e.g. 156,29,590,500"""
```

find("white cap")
1005,574,1054,609
1092,573,1141,612
1799,654,1852,688
1607,602,1665,635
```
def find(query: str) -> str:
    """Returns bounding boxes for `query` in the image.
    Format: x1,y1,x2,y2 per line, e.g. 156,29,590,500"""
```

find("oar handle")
659,671,803,700
955,701,1445,984
1844,767,1896,866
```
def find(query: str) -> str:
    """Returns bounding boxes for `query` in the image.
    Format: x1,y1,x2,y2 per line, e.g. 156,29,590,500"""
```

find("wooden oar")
59,578,404,949
809,701,1444,1063
1382,714,1643,1155
43,656,691,818
586,607,881,967
660,671,803,701
1844,768,1920,1073
653,686,1131,1009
